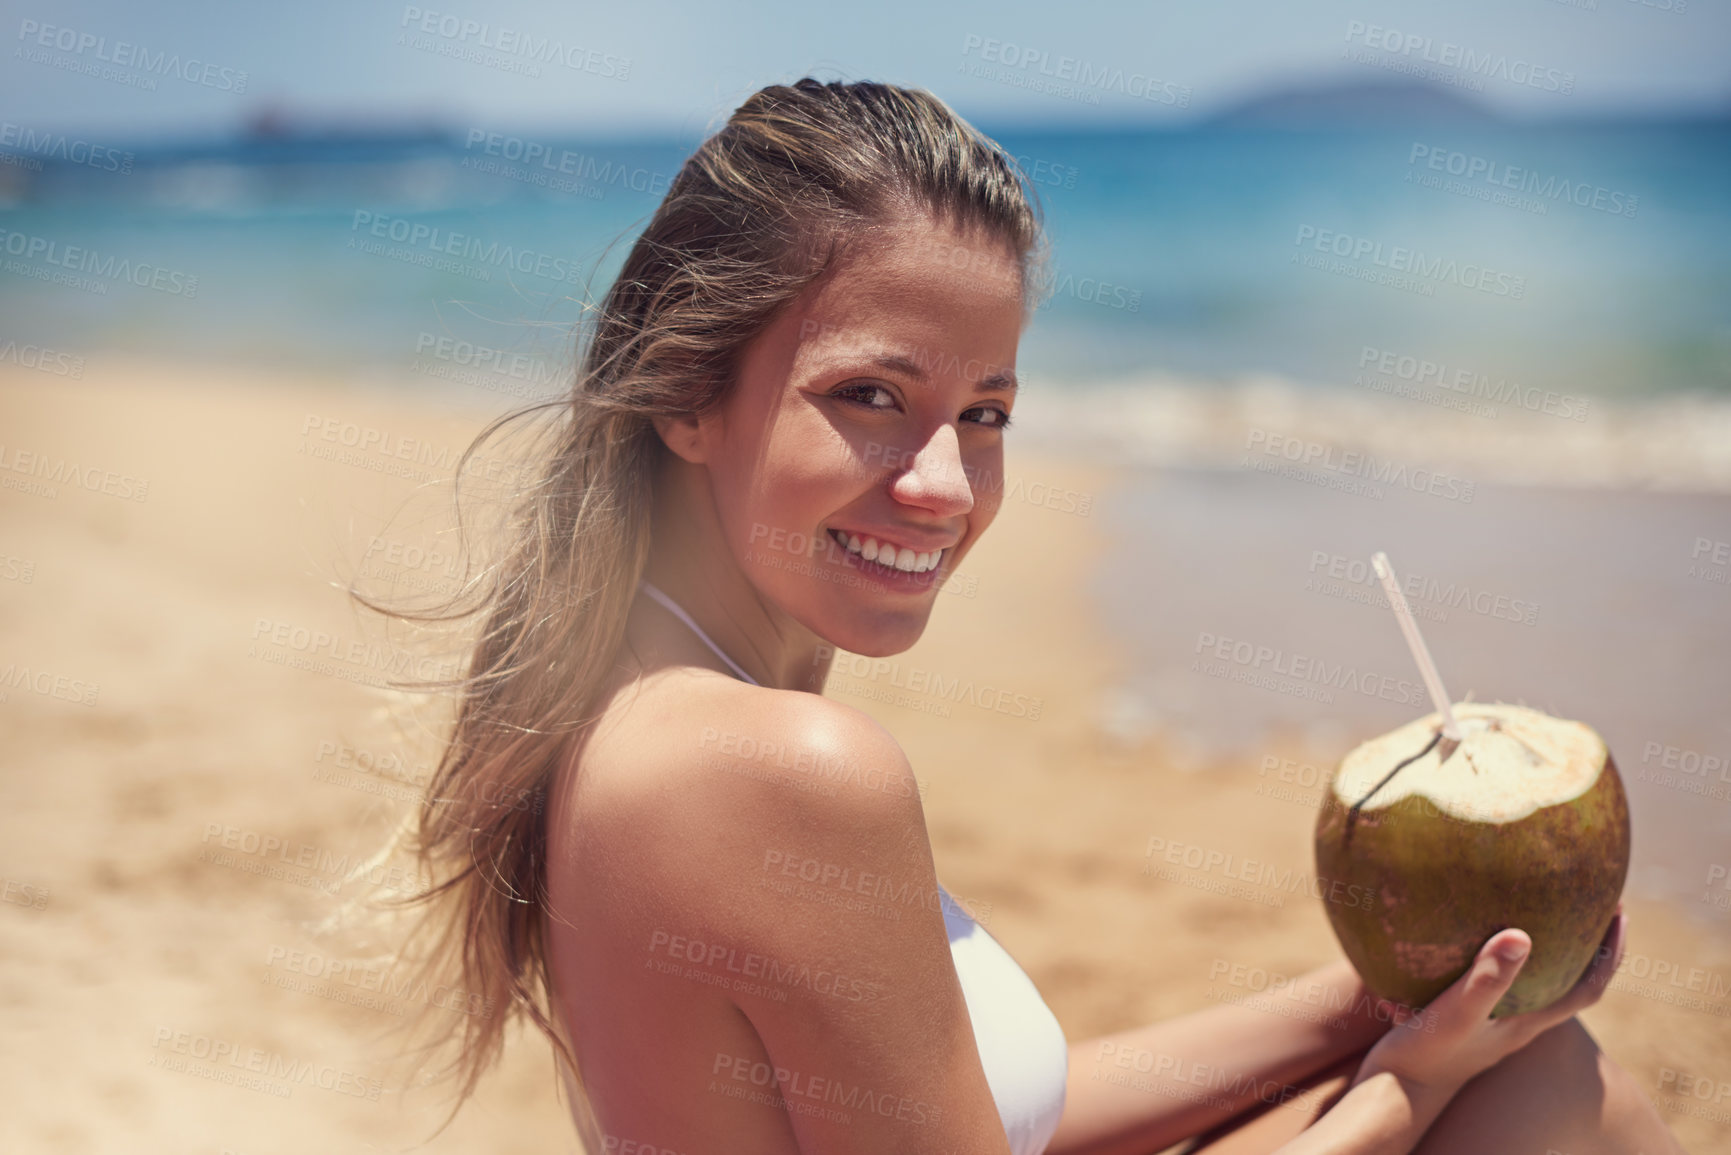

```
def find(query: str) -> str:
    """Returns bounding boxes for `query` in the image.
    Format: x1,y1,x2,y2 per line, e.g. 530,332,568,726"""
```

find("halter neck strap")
637,580,760,687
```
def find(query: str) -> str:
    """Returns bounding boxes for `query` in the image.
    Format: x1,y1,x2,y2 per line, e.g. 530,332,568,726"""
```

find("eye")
963,405,1013,430
831,381,900,411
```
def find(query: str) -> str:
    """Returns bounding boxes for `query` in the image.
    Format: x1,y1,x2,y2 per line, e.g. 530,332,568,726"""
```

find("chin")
812,598,933,660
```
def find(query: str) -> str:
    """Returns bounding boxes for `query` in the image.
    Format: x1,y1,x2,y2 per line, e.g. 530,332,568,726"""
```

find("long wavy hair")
364,77,1046,1130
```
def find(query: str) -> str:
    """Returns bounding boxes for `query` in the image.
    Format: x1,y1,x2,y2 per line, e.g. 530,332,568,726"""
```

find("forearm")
1270,1070,1453,1155
1047,960,1391,1155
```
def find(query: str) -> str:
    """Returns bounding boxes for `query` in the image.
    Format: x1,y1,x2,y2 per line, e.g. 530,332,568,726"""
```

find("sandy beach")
2,359,1728,1153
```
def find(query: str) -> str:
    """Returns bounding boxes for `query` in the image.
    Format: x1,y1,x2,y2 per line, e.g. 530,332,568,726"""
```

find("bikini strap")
637,580,761,687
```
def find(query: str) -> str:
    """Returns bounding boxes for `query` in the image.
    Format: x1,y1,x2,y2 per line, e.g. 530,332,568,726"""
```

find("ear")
650,412,709,464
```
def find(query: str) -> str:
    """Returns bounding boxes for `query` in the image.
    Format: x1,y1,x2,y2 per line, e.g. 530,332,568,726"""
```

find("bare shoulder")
557,669,929,910
549,672,1010,1149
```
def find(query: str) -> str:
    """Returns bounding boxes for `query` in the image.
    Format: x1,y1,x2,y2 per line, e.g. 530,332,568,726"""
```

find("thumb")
1440,929,1531,1024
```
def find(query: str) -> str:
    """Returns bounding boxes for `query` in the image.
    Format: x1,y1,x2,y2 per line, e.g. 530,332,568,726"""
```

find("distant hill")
1206,78,1500,128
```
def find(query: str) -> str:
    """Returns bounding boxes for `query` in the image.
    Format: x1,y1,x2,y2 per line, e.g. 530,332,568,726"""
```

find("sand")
1,359,1726,1153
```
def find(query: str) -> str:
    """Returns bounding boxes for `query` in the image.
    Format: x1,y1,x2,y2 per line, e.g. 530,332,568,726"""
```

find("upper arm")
659,693,1014,1153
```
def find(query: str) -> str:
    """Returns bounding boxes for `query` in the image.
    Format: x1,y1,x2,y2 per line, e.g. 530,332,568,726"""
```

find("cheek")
713,408,862,550
965,442,1008,523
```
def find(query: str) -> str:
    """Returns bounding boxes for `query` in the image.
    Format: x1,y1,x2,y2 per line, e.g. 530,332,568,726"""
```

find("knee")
1507,1014,1604,1076
1418,1016,1676,1154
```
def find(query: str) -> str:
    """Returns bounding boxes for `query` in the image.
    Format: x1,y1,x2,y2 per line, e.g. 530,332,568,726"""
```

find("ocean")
1,119,1727,397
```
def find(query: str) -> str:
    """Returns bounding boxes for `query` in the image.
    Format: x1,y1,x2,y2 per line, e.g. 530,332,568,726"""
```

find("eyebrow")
868,353,1019,393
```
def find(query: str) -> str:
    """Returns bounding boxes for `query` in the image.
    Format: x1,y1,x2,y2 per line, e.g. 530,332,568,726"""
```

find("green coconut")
1314,702,1629,1018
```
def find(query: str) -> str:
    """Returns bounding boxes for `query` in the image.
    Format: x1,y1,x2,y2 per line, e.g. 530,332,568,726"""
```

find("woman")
388,79,1683,1154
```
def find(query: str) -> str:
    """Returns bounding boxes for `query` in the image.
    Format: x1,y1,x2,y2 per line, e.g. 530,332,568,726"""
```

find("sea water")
1,121,1726,398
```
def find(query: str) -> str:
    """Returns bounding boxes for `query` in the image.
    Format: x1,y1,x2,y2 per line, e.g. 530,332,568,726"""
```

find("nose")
887,422,976,517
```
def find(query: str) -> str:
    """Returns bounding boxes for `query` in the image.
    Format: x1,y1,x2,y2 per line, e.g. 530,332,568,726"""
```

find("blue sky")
3,0,1726,140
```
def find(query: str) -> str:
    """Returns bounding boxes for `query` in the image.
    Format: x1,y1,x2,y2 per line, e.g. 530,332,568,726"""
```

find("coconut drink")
1311,552,1631,1019
1314,701,1630,1017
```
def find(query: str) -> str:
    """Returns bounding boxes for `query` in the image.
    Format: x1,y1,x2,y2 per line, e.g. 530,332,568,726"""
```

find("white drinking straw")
1371,551,1463,742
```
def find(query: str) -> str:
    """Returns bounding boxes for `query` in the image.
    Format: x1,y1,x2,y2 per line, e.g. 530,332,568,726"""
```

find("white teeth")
830,530,945,575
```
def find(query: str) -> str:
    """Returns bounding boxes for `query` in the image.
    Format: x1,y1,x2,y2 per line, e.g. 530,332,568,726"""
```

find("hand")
1351,904,1627,1099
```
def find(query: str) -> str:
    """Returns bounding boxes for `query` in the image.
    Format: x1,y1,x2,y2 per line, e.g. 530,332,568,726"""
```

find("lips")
827,528,950,576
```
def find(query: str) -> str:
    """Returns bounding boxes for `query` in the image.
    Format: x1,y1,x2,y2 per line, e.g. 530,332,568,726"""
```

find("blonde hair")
368,78,1044,1125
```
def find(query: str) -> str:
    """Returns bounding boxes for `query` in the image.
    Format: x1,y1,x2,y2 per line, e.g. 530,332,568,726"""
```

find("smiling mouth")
827,529,950,579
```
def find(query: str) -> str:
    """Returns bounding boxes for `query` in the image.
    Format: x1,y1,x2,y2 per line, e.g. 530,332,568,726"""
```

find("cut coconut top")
1333,703,1606,822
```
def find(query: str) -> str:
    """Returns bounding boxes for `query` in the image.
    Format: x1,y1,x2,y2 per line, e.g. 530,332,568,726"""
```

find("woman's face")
690,215,1026,658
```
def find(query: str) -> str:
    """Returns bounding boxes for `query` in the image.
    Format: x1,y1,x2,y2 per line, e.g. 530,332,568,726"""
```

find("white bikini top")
638,581,1070,1153
936,886,1070,1154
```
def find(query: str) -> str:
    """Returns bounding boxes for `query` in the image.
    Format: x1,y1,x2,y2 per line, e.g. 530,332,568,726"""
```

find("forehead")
784,217,1026,360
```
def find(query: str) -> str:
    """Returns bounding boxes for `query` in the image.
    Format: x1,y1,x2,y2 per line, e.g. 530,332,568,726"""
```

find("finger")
1547,910,1628,1017
1498,911,1627,1038
1431,928,1531,1028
